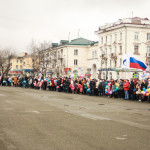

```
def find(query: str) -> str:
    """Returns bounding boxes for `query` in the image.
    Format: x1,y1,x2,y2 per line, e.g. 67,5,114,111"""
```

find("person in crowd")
136,81,141,101
57,78,61,92
14,76,18,87
129,78,134,100
119,79,124,99
1,73,150,103
124,79,129,100
98,80,103,96
43,79,47,90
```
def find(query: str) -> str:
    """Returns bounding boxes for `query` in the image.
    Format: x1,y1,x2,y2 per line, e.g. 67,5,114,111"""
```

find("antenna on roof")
68,32,70,41
78,29,80,38
132,11,134,18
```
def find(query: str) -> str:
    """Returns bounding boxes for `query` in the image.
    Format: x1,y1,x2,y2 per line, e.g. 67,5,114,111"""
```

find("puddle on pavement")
98,104,105,105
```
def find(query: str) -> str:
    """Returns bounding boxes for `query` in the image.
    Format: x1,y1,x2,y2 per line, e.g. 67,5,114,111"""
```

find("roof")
69,37,96,46
52,43,58,48
51,38,98,49
60,40,69,45
97,17,150,33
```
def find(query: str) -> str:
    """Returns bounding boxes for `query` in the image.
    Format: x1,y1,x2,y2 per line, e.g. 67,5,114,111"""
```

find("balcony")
110,53,117,58
110,53,117,60
100,54,106,58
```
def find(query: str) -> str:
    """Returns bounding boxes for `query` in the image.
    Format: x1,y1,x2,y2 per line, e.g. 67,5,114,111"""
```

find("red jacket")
124,81,129,91
51,79,55,87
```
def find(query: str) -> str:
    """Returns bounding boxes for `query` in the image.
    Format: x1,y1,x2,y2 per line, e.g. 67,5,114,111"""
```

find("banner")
122,54,130,69
64,68,71,75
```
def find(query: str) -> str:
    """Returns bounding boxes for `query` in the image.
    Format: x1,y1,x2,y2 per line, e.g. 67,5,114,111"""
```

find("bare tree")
29,40,51,77
0,48,15,76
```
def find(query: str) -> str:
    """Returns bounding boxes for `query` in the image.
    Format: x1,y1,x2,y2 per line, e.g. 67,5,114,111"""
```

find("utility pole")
132,11,133,18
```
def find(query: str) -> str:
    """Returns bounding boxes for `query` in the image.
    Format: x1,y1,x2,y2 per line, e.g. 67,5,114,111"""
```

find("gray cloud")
0,0,149,52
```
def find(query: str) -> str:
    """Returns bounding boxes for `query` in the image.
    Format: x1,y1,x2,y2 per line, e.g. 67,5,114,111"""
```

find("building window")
109,72,112,80
74,59,78,66
101,37,103,44
74,49,78,55
134,45,139,53
20,60,22,63
110,35,112,43
120,58,122,67
16,65,18,69
115,34,117,41
147,33,150,40
101,48,104,54
134,32,139,40
92,51,94,58
117,72,119,79
110,59,112,67
115,46,117,54
120,32,122,41
110,47,112,54
106,36,107,43
147,46,150,53
120,46,122,54
148,59,150,66
103,72,105,79
20,65,22,69
105,48,107,55
95,50,97,57
10,63,12,66
16,60,18,63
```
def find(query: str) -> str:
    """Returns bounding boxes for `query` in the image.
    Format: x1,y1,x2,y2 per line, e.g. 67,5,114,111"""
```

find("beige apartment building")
42,38,98,78
96,17,150,80
44,17,150,80
10,53,26,75
10,53,39,76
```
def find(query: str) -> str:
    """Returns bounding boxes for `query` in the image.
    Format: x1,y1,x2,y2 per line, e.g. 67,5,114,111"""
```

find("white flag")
122,54,130,69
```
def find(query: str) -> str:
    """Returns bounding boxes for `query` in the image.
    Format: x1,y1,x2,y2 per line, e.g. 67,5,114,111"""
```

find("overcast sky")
0,0,150,52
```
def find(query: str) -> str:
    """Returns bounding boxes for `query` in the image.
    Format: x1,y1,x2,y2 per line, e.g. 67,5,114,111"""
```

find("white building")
43,38,98,78
96,17,150,80
42,17,150,80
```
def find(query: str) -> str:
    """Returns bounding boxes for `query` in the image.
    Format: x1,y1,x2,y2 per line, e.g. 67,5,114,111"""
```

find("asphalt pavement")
0,86,150,150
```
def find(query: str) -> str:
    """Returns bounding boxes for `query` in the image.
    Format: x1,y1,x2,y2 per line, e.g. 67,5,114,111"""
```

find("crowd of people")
0,73,150,102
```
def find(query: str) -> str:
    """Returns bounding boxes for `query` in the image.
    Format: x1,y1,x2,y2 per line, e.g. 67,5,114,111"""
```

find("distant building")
43,38,98,78
10,53,39,76
10,53,27,76
96,17,150,79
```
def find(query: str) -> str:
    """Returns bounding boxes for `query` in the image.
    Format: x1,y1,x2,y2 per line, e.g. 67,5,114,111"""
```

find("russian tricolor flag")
122,54,147,71
130,57,147,71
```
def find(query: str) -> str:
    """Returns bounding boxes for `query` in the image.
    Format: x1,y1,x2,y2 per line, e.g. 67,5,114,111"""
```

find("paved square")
0,87,150,150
